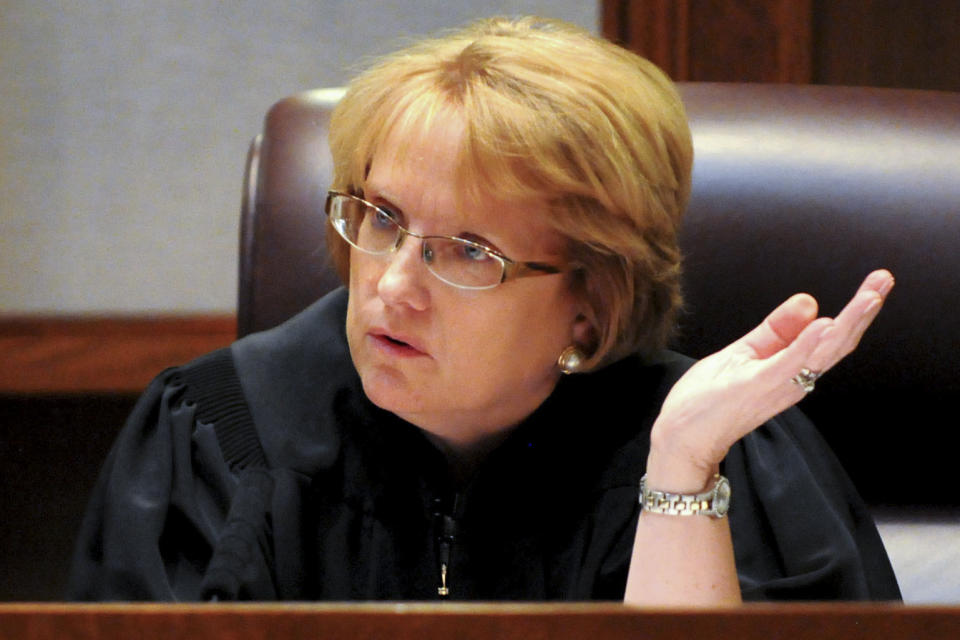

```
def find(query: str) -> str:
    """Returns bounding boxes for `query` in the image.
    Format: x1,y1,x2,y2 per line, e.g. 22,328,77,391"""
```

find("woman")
69,17,899,603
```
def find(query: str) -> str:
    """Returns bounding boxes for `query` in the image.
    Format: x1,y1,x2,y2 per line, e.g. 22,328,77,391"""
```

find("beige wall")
0,1,596,313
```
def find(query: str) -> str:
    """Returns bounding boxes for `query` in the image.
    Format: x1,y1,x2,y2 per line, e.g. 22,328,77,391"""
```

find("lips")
369,328,429,358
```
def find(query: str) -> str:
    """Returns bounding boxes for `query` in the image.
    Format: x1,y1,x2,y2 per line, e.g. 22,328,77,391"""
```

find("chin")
358,366,426,417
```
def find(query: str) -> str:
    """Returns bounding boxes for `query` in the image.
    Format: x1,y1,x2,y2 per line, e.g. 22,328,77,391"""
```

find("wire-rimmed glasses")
325,190,563,290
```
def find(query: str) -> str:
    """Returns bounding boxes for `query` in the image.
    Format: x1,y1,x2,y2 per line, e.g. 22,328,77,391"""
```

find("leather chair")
238,84,960,600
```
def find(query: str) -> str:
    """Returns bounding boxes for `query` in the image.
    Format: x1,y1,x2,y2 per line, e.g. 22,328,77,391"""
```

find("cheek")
445,288,574,372
346,257,376,341
347,252,384,298
347,252,369,288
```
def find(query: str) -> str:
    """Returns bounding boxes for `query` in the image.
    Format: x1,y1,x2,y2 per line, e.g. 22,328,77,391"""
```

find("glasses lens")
327,193,506,290
329,195,398,254
424,238,504,289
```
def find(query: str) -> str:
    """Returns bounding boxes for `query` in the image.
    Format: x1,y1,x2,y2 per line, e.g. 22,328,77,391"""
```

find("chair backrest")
238,83,960,506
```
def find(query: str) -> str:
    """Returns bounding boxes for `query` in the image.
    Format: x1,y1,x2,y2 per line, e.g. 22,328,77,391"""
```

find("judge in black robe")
70,16,902,604
68,289,901,601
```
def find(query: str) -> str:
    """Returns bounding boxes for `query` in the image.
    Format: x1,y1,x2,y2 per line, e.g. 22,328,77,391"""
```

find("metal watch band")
639,473,731,519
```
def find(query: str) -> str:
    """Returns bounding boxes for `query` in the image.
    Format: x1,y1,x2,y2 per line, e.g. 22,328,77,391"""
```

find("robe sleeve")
725,406,901,600
66,350,276,601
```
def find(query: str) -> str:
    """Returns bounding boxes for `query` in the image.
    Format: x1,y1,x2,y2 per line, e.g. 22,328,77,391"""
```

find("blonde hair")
328,16,692,368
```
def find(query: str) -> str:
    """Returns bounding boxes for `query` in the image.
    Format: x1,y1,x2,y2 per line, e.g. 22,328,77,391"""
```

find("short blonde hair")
328,16,692,368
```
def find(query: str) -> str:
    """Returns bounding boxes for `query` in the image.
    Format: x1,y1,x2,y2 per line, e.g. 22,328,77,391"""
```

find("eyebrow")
362,182,400,211
365,190,403,218
362,187,413,231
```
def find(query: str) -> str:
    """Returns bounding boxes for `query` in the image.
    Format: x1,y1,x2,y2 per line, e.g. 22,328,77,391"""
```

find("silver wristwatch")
639,473,731,519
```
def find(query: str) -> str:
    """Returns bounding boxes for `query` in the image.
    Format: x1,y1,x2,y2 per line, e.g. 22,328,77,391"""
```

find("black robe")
68,288,901,601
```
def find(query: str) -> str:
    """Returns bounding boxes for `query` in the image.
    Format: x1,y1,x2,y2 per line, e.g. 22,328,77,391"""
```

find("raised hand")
644,269,895,491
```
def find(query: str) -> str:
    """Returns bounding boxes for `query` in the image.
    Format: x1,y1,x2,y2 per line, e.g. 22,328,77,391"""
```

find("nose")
376,236,430,311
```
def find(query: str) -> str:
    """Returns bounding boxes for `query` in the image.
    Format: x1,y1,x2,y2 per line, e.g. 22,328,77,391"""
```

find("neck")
421,427,514,485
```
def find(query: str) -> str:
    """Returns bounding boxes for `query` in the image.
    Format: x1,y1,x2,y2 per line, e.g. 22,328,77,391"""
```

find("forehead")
366,110,464,199
365,115,566,257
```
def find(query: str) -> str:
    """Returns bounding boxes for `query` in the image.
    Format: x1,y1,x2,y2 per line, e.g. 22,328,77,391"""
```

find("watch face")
714,477,732,516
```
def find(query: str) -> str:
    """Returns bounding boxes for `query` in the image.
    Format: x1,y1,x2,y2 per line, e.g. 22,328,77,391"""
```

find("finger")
861,269,896,297
764,316,835,384
740,293,819,359
809,270,894,369
834,269,894,342
833,270,894,330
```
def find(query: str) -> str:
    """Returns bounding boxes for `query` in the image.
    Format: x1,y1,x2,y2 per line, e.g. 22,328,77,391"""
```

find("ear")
571,312,598,352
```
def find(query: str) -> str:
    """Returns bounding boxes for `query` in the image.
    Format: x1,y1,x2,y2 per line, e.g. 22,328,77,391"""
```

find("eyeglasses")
325,190,563,290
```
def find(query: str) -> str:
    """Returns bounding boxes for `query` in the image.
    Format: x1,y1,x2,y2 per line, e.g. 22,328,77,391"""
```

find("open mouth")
371,331,427,357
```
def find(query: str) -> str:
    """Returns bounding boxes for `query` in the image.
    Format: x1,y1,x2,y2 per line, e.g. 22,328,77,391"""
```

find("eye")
458,242,493,262
370,206,398,230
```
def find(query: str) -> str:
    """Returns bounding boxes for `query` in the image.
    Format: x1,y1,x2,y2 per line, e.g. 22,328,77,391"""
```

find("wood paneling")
687,0,811,82
812,1,960,91
604,0,691,79
603,0,960,90
0,315,236,393
603,0,811,83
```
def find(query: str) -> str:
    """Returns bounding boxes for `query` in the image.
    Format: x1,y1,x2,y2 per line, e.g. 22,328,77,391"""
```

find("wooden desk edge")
1,602,958,640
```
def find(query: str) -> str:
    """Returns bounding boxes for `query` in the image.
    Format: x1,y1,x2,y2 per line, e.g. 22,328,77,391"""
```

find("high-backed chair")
238,85,960,602
239,83,959,506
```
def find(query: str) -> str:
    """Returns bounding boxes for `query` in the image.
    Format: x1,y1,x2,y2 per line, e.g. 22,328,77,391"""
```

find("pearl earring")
557,346,586,375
